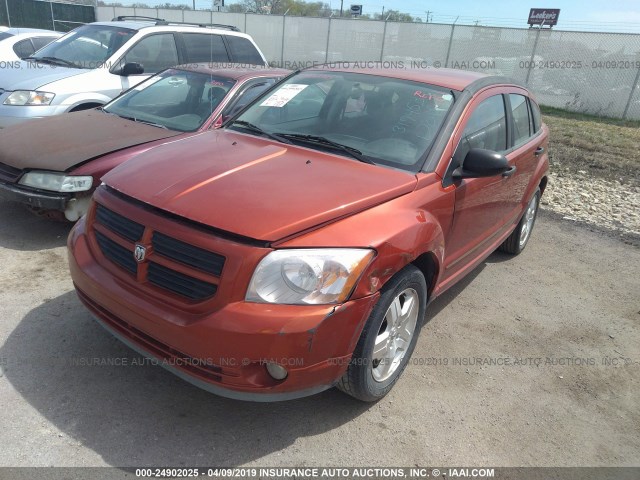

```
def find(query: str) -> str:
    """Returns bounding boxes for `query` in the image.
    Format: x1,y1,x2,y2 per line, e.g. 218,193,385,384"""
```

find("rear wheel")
499,188,540,255
337,264,427,402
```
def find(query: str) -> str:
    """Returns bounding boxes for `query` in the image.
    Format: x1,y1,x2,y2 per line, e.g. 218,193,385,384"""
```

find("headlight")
246,248,375,305
19,171,93,192
3,90,55,106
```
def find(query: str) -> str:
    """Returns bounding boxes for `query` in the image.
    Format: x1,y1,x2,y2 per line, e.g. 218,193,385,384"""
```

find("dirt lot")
0,196,638,468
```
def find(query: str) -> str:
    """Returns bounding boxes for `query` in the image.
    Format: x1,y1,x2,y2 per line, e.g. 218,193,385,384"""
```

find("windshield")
230,71,454,171
103,68,236,132
30,25,136,69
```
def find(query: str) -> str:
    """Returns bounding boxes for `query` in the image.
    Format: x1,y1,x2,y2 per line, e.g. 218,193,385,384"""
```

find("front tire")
337,264,427,402
499,188,540,255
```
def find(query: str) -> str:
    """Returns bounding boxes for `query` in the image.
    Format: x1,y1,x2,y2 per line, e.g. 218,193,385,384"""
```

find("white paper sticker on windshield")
260,84,308,107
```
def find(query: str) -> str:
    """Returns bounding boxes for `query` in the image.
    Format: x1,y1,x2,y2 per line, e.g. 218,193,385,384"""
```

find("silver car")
0,17,268,128
0,27,62,62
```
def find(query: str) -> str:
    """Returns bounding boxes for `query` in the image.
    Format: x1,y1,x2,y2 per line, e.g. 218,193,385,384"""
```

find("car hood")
104,130,418,241
0,62,86,90
0,110,183,172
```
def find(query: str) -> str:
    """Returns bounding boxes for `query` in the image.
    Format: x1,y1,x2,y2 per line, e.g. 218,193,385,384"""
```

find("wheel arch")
411,251,439,299
69,102,104,112
539,175,548,195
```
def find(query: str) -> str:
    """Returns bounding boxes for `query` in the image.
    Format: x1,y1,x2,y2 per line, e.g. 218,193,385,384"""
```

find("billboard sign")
528,8,560,27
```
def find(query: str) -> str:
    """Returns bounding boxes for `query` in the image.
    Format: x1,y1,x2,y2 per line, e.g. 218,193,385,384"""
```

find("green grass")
541,107,640,183
540,105,640,129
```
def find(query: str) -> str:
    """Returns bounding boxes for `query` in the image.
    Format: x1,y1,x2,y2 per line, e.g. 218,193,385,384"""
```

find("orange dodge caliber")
68,67,549,402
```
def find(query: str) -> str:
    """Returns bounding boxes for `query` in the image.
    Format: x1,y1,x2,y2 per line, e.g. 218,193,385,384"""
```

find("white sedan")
0,27,62,62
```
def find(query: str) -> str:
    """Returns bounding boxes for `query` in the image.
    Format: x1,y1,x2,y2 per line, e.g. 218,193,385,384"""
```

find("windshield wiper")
275,133,375,164
26,56,80,68
114,114,168,129
230,120,292,144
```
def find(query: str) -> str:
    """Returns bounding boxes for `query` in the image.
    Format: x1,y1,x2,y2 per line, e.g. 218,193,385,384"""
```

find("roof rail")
155,20,240,31
112,16,241,31
112,15,166,23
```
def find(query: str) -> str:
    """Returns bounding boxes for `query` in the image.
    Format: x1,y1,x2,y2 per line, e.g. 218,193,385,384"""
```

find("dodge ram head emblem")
134,244,147,263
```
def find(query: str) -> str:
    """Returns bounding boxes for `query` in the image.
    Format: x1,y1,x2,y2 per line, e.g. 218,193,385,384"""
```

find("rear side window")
13,39,35,59
226,36,264,65
529,98,542,133
509,94,531,146
31,36,58,52
182,33,229,63
0,32,13,41
123,33,179,74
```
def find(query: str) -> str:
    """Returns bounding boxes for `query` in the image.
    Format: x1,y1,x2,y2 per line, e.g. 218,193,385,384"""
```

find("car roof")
303,66,510,92
174,63,290,80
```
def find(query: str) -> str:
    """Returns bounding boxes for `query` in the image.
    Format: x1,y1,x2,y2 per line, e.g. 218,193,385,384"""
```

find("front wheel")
499,188,540,255
337,264,427,402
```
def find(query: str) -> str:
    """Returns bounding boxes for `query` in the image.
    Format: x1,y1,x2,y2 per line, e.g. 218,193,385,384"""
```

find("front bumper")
0,180,70,211
68,218,380,401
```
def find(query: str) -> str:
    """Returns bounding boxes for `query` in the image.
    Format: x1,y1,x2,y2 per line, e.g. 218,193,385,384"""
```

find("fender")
61,93,112,111
282,174,454,299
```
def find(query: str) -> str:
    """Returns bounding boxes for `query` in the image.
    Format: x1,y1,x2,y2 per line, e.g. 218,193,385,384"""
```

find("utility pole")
425,10,431,23
340,0,343,17
382,6,384,18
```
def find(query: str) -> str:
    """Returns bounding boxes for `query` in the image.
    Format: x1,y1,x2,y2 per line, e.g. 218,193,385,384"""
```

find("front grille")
92,199,225,302
0,162,23,183
95,204,144,242
152,231,225,276
148,262,218,300
95,231,138,275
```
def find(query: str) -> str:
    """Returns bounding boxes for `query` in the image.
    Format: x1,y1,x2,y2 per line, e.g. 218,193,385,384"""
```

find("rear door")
499,92,546,226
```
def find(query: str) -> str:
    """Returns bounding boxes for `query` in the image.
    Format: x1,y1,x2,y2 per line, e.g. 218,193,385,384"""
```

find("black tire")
337,264,427,402
499,188,541,255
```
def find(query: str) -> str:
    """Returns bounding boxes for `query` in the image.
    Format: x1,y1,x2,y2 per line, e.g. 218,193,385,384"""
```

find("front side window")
222,79,277,118
509,94,531,146
121,33,179,74
31,25,135,69
230,71,454,171
459,95,507,156
103,68,236,132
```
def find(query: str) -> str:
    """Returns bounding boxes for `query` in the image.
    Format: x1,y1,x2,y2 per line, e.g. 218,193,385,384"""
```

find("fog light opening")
265,362,288,380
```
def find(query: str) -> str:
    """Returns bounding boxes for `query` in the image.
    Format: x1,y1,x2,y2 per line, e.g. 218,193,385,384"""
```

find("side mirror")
453,148,512,178
120,62,144,76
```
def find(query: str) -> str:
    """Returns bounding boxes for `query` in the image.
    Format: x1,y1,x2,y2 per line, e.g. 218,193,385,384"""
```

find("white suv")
0,16,268,128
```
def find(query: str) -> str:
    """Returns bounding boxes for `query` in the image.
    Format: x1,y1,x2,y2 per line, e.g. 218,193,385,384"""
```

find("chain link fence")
1,0,95,32
83,6,640,119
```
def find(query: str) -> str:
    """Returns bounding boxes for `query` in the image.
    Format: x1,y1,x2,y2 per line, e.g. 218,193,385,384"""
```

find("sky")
123,0,640,32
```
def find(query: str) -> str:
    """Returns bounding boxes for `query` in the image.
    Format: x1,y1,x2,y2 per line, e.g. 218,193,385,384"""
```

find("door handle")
535,146,545,156
502,166,517,177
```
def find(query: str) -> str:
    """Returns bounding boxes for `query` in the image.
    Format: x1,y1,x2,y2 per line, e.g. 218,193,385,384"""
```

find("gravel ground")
540,110,640,245
0,197,638,469
541,169,640,242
